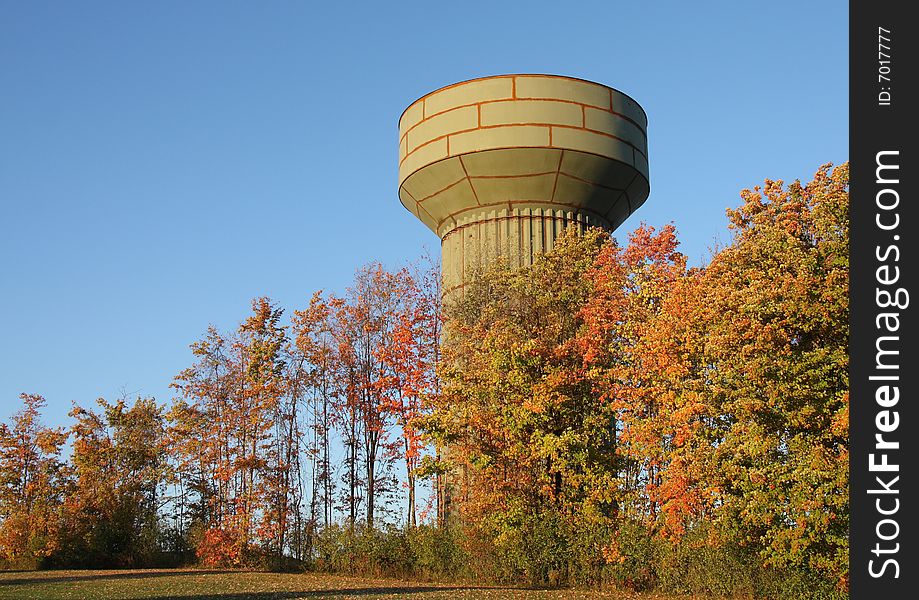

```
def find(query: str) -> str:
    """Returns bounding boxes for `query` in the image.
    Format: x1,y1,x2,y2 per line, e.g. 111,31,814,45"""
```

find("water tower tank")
398,74,649,292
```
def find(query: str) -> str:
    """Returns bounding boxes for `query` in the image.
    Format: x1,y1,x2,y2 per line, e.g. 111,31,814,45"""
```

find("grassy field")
0,569,693,600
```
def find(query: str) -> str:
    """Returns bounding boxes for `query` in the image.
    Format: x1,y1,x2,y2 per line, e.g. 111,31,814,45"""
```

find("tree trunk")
405,437,416,528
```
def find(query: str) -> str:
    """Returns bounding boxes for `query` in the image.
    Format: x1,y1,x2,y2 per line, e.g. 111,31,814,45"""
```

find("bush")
565,510,616,587
310,523,473,583
406,525,466,579
753,566,847,600
291,516,848,598
517,510,568,586
603,519,658,591
656,533,756,596
312,524,413,578
196,527,244,567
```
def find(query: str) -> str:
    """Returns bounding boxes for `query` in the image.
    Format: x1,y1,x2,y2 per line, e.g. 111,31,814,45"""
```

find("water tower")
398,74,649,293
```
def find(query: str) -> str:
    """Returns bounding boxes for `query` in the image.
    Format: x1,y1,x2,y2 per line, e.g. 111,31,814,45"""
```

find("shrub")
196,527,243,567
300,516,848,599
602,519,658,591
406,524,466,579
656,533,756,597
312,524,413,578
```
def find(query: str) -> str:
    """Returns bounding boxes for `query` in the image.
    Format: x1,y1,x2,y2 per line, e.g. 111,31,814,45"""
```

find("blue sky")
1,0,847,428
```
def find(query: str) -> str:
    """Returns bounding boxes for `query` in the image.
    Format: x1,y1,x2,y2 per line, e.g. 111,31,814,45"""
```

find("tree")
240,297,294,560
334,264,415,529
661,163,848,584
292,291,343,546
588,164,849,589
0,394,69,568
62,396,167,566
377,256,442,527
168,325,239,562
577,224,689,525
425,229,612,521
169,298,297,565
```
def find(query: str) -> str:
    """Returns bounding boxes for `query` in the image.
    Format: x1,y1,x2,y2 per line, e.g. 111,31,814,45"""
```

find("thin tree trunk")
405,437,415,528
349,410,356,529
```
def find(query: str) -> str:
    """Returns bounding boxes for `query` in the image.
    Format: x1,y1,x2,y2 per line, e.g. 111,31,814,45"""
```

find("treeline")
0,260,442,570
1,164,848,599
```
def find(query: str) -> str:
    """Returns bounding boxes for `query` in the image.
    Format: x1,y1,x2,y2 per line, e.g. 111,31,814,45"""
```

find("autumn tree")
377,256,442,528
169,298,299,565
61,397,167,566
580,164,848,591
168,325,238,562
426,229,613,525
292,291,344,545
0,394,69,568
639,164,849,584
576,224,689,524
241,298,296,560
332,264,416,529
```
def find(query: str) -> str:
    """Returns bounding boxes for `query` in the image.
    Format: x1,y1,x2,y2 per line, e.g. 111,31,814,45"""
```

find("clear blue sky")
1,1,847,428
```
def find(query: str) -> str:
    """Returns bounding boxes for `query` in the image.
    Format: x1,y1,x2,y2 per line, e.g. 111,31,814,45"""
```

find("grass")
0,569,693,600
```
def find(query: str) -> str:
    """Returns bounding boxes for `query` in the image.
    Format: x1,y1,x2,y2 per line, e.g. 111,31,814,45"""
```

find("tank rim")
398,74,648,127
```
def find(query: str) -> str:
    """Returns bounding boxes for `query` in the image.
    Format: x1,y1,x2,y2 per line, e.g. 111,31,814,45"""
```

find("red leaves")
197,527,244,567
